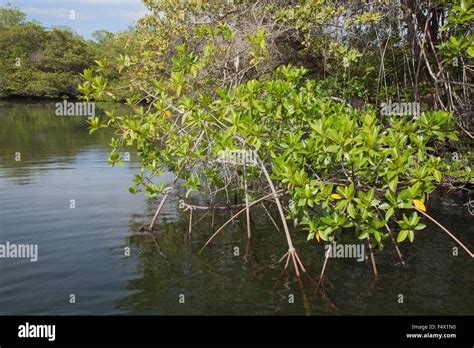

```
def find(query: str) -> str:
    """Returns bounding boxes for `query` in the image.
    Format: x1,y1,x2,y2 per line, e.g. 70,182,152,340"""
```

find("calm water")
0,101,472,315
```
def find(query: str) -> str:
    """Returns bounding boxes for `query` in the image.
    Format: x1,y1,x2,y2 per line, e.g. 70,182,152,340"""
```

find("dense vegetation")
1,1,472,275
0,4,117,98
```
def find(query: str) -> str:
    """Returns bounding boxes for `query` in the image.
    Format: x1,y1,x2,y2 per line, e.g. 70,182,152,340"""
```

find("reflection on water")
0,101,472,315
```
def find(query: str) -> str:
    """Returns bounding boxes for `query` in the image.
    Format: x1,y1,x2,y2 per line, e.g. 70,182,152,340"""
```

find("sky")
5,0,149,39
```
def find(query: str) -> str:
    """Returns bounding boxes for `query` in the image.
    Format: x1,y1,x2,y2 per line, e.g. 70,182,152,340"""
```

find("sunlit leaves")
81,22,461,252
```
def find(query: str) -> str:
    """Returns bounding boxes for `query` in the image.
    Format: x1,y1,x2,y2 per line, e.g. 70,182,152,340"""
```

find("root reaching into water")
192,209,210,227
148,130,205,231
138,223,151,232
188,208,193,237
198,190,284,254
261,202,281,232
415,207,474,257
314,243,331,296
148,192,171,230
243,157,251,240
366,234,378,277
278,247,307,277
258,157,306,277
385,223,406,266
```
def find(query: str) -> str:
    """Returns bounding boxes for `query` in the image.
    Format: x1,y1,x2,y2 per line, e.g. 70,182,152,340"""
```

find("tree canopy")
81,0,473,273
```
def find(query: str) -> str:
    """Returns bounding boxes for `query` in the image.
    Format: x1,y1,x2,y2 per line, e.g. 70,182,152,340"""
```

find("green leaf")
389,175,398,192
447,132,459,141
403,214,411,225
385,207,395,221
409,212,419,226
373,230,381,243
347,203,356,219
359,232,369,240
298,198,307,207
397,230,408,243
467,46,474,57
326,145,339,153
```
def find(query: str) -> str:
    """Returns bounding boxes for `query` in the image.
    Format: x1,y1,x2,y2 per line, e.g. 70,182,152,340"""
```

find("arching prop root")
385,223,406,266
366,234,378,277
258,156,306,277
261,202,280,232
192,209,210,228
278,247,306,277
199,190,284,254
243,156,251,239
138,224,151,232
415,207,474,258
148,192,171,230
146,130,205,231
188,207,194,237
314,243,331,297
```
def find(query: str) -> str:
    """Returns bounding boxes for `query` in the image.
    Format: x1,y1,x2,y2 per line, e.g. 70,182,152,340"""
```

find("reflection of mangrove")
0,102,131,179
117,190,352,314
121,189,474,314
117,194,327,314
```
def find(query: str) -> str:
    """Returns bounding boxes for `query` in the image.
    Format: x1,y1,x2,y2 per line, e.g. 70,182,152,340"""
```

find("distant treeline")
0,4,126,99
